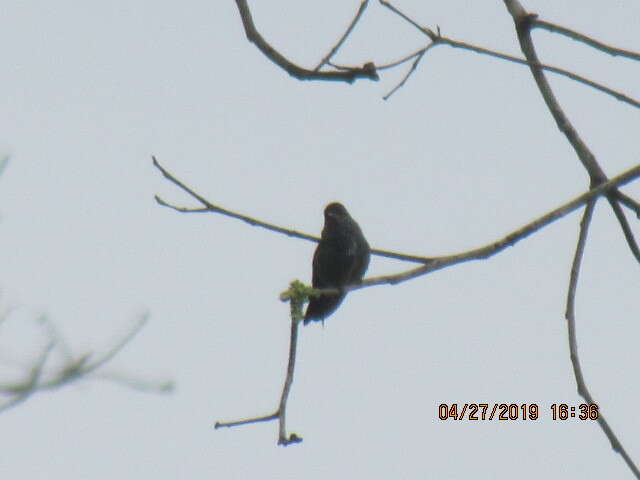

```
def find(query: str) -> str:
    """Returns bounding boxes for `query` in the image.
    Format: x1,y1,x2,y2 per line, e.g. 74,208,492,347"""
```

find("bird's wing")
311,242,323,287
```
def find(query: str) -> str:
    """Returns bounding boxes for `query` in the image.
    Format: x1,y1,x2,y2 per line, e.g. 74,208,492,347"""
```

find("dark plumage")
304,202,370,325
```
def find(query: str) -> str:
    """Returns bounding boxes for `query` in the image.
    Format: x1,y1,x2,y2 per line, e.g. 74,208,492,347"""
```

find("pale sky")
1,1,639,479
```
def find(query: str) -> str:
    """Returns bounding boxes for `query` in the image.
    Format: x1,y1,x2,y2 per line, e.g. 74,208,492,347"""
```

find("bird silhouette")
304,202,370,325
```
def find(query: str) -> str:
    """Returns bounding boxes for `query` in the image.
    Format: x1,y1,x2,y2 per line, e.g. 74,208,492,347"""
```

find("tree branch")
234,0,378,83
378,1,640,108
156,157,640,299
215,281,304,446
565,201,640,478
502,1,640,264
332,164,640,292
314,0,370,71
152,156,430,264
504,3,605,182
534,19,640,61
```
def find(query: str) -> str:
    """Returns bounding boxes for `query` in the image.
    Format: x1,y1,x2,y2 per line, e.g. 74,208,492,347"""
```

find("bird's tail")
303,293,346,325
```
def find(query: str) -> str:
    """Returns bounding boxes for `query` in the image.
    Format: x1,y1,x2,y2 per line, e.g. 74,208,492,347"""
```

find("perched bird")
304,202,370,325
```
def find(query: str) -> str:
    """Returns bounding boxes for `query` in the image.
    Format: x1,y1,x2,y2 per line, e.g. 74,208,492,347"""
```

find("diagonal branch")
607,198,640,262
504,4,605,181
152,156,430,264
314,0,370,72
615,191,640,219
565,201,640,478
383,47,429,100
322,164,640,294
503,1,640,264
534,20,640,61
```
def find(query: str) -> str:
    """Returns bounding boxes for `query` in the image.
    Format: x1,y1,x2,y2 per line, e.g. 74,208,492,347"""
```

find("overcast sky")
1,1,639,478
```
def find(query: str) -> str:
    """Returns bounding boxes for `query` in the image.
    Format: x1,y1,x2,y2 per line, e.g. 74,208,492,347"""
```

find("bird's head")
324,202,349,223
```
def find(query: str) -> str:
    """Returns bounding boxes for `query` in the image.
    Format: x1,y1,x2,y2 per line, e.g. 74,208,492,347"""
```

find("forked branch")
234,0,378,83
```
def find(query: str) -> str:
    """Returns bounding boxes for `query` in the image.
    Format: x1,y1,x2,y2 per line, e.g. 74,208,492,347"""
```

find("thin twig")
565,201,640,478
378,0,427,35
375,47,428,70
441,36,640,109
534,20,640,61
215,412,278,429
314,0,370,71
379,0,640,109
383,48,429,100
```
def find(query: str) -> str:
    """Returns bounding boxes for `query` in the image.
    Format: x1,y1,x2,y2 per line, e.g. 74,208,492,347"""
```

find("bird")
304,202,370,325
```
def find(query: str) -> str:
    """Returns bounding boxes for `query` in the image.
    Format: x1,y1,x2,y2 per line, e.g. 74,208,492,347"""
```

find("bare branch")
215,284,304,446
379,0,640,109
314,0,370,72
234,0,378,83
503,3,605,182
157,159,640,301
565,201,640,478
375,47,428,71
276,296,303,445
233,0,640,108
534,20,640,61
501,1,640,263
440,36,640,109
215,411,278,429
383,48,429,100
378,0,432,37
152,156,431,264
339,164,640,293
